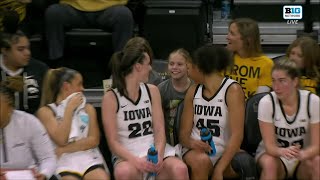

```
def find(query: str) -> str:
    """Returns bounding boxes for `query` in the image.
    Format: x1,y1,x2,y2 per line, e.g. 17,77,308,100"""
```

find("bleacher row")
24,1,228,89
18,0,144,88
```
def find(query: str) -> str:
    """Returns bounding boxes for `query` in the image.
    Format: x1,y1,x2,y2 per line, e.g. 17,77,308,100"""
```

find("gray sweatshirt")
0,110,57,178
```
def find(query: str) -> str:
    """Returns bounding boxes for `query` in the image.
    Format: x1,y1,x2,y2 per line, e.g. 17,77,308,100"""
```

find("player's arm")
215,83,245,173
298,94,320,160
148,84,166,159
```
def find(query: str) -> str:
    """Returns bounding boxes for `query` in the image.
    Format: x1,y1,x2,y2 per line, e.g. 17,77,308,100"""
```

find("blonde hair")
40,67,79,106
168,48,192,63
272,58,300,80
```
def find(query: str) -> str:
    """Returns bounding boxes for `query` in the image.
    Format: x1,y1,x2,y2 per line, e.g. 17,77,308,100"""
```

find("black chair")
152,59,170,81
241,92,269,156
231,93,268,180
95,107,115,180
65,28,113,49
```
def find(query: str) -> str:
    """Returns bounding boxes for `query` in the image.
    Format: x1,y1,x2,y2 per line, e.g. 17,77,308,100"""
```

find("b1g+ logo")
283,5,302,24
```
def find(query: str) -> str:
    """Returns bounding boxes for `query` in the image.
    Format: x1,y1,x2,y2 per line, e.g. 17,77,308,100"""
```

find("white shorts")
255,150,299,178
181,144,224,167
56,148,109,176
112,143,176,167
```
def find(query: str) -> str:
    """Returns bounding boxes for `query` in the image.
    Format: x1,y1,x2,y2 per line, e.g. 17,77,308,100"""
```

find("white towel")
59,92,87,142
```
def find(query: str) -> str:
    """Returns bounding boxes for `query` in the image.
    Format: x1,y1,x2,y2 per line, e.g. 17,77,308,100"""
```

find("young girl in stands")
225,18,274,99
158,48,193,146
286,36,320,95
256,60,319,180
180,44,246,180
102,39,189,180
0,83,56,180
37,67,110,180
0,10,48,114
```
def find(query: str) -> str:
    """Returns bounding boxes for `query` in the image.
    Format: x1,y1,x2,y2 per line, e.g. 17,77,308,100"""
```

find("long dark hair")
193,44,233,75
111,40,147,96
0,83,15,107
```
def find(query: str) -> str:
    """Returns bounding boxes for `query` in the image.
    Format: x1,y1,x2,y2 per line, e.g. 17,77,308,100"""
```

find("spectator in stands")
0,83,57,180
225,18,274,99
256,59,319,180
37,67,110,180
122,36,163,85
45,0,134,63
0,0,48,36
180,44,246,180
158,48,193,146
286,36,320,95
0,13,48,114
0,0,30,32
102,40,189,180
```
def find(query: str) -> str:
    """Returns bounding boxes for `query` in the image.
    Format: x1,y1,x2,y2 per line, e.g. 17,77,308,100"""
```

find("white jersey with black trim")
47,102,89,142
46,103,106,175
112,83,154,157
262,90,316,148
190,77,237,148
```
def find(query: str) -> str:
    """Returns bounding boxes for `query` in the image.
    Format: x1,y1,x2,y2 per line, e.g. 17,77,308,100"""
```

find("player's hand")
131,156,156,173
67,93,84,111
280,145,300,159
190,139,212,153
155,156,163,174
297,150,308,161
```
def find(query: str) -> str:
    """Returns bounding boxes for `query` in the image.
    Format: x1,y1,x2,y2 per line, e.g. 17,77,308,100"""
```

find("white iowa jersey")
112,83,154,157
269,90,313,148
47,103,89,142
191,78,237,147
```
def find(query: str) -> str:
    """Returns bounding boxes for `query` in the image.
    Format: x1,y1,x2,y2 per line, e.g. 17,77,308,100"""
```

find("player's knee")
173,160,189,178
114,163,138,180
186,153,210,170
259,154,278,172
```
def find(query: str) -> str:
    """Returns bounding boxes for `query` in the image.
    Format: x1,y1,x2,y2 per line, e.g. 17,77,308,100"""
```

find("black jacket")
1,58,48,114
